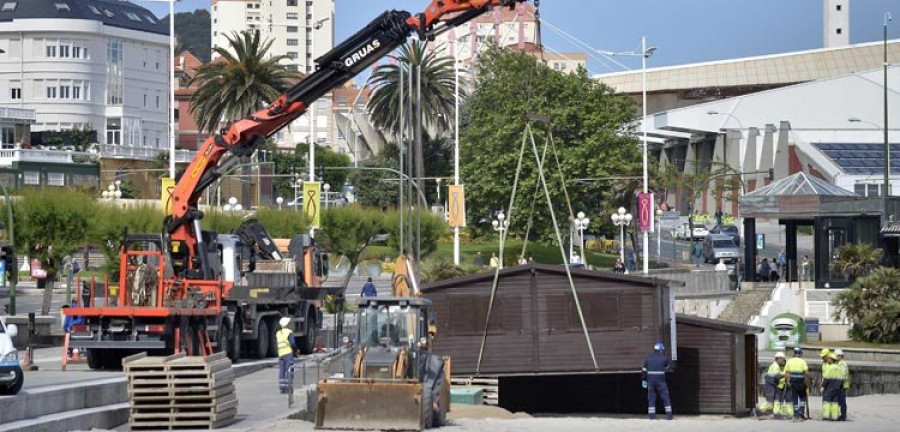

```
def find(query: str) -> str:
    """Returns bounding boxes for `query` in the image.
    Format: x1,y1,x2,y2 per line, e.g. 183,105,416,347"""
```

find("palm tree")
188,30,300,134
367,41,461,207
833,266,900,343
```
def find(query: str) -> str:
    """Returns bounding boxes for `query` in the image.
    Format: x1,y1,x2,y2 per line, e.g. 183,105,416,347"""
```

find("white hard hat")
834,348,844,356
774,352,785,359
279,317,291,328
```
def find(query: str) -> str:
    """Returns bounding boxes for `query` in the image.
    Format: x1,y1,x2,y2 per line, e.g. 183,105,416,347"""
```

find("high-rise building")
824,0,850,48
211,0,335,150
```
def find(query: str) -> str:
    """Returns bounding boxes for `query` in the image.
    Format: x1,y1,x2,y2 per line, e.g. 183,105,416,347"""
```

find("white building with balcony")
0,0,170,161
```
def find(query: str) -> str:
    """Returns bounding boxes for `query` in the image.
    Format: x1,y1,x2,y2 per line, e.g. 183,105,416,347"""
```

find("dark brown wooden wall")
427,269,664,376
672,322,735,414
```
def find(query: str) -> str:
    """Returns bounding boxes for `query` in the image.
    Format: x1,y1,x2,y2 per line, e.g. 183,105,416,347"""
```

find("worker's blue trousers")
278,355,293,394
648,377,672,419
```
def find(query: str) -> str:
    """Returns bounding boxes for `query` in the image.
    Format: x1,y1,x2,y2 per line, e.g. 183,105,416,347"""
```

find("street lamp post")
574,211,589,265
293,176,303,212
849,116,890,217
656,209,663,259
101,180,123,200
885,12,893,222
598,39,656,274
611,206,633,271
492,211,509,269
276,196,284,210
140,0,177,179
323,183,331,209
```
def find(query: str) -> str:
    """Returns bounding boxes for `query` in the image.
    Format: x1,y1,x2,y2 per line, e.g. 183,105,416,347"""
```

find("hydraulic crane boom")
165,0,526,281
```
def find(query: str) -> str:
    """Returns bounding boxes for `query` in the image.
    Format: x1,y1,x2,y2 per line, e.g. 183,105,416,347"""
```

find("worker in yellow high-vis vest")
835,349,850,421
276,316,299,394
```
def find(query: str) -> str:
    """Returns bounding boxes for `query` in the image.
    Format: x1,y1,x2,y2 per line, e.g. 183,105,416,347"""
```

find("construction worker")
821,353,845,421
642,342,673,420
757,352,788,419
784,346,811,421
835,349,850,421
276,316,299,394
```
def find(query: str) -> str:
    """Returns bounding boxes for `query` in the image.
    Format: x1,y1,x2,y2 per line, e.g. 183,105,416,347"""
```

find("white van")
0,316,23,395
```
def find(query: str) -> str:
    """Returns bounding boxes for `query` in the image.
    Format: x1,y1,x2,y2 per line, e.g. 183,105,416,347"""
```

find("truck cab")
0,315,22,395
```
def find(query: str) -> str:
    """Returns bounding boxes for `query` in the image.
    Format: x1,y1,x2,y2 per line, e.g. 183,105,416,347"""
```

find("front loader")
315,297,450,430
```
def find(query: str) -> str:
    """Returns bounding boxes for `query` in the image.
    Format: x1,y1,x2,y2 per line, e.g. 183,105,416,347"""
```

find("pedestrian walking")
821,353,845,421
642,342,673,420
489,252,499,269
801,255,811,282
360,277,377,297
625,248,636,272
692,241,703,268
473,252,484,268
785,347,811,421
776,250,787,281
715,207,723,228
835,349,850,421
757,351,788,419
275,316,299,394
769,258,779,282
715,258,727,272
757,258,770,281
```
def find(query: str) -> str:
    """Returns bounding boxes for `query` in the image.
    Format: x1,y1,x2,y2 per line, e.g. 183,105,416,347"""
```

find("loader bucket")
316,378,424,431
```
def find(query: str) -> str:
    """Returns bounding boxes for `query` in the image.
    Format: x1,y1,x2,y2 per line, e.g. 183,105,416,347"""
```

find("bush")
833,267,900,344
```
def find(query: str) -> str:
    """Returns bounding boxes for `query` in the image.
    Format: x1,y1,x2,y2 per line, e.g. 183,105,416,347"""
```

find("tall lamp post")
884,12,893,221
141,0,178,179
574,211,589,265
492,211,509,269
849,116,890,217
656,209,663,259
599,38,656,274
276,196,284,210
611,206,632,269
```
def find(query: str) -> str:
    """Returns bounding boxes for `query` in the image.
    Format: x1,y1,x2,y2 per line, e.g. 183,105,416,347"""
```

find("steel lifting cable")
527,127,599,372
519,141,549,260
475,124,531,375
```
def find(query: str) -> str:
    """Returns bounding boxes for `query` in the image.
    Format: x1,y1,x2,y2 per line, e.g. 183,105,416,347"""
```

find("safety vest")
823,362,843,380
837,359,850,389
784,357,808,380
766,362,786,389
276,328,293,358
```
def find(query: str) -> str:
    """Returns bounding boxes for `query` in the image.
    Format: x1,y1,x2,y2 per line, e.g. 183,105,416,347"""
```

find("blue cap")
793,346,803,355
654,342,665,352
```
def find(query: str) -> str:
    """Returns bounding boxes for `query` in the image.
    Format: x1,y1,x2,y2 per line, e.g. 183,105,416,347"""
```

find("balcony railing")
0,148,97,166
0,107,37,122
97,144,196,163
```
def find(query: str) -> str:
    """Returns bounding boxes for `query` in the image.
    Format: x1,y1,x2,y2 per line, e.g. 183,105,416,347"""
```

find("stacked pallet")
124,352,238,430
451,377,499,406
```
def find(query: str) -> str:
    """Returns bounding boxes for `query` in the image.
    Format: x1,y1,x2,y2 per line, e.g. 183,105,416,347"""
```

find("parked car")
709,224,741,246
675,223,708,240
702,234,741,264
0,316,23,395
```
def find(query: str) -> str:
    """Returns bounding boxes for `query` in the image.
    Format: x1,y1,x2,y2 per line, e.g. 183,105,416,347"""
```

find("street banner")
637,192,654,232
304,181,321,227
161,177,176,215
448,185,467,227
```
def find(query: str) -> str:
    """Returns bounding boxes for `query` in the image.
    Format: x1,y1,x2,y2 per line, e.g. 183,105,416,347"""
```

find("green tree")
270,143,351,201
346,154,401,208
188,30,299,134
460,46,639,241
14,189,96,314
161,9,212,62
833,266,900,343
831,243,883,279
318,206,386,293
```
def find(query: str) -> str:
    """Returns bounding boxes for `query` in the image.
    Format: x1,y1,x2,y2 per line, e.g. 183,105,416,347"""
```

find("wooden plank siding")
423,264,669,376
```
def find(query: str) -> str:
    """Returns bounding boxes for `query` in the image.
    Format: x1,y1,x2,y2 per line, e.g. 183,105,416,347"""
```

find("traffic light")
318,164,325,183
0,245,17,285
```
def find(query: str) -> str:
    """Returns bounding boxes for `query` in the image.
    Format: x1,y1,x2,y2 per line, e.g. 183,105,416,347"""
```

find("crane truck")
63,0,527,378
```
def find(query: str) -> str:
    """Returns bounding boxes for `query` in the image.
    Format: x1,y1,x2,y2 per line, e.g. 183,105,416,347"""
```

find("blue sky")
141,0,899,73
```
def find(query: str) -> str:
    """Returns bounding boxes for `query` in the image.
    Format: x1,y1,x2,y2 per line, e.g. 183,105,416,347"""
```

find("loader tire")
421,387,435,429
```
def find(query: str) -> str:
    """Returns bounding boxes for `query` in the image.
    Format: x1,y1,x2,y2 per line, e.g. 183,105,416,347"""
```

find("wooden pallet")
124,352,238,430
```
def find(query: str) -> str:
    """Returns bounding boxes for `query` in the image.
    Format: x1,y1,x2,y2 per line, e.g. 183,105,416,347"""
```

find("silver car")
702,234,740,264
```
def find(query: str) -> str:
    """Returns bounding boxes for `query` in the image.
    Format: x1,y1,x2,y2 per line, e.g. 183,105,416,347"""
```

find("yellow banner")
303,181,321,227
447,185,466,227
161,177,176,215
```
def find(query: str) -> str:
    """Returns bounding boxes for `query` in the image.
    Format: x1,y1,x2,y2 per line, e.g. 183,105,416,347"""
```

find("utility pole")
884,12,892,222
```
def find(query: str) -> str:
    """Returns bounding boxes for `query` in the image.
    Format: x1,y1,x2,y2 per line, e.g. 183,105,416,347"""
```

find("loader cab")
357,297,431,351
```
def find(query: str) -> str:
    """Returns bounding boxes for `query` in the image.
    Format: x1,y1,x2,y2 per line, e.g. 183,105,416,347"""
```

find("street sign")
805,318,820,335
756,233,766,250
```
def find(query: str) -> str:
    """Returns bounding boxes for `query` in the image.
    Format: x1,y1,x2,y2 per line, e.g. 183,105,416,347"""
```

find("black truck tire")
255,319,270,359
267,317,279,358
299,313,317,354
230,317,242,363
86,349,103,370
0,366,23,395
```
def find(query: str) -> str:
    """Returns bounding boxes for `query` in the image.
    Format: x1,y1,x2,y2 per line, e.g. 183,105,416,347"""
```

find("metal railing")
0,148,96,165
97,144,195,162
0,107,36,121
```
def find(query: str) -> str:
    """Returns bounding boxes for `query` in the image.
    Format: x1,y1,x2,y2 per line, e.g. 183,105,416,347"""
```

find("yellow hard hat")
827,353,839,361
820,348,831,357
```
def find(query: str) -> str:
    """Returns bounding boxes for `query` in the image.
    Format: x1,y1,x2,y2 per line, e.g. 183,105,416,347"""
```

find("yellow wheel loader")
315,297,450,430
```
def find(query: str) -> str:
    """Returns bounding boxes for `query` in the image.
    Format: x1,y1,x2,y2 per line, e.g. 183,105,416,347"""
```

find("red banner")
637,192,654,232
